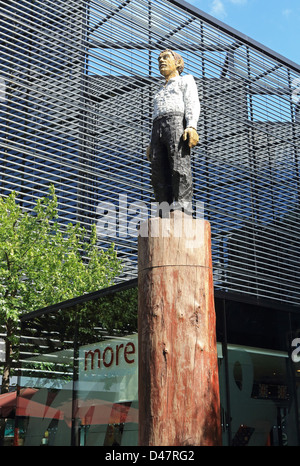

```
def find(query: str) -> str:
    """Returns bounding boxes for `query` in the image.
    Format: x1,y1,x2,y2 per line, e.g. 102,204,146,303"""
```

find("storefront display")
9,282,300,446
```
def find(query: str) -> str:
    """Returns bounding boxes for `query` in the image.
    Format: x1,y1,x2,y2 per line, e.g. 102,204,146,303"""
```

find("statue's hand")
146,144,151,161
183,127,199,148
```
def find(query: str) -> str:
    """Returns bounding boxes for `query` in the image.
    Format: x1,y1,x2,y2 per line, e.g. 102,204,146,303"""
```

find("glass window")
16,285,138,446
226,344,293,446
15,289,300,446
221,300,299,446
16,309,76,446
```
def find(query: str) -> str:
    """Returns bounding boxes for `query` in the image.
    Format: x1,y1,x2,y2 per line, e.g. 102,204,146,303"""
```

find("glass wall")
16,283,138,446
216,297,300,446
14,282,300,446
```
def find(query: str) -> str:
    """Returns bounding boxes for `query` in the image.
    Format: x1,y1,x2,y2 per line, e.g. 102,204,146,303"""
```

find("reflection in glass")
17,286,138,446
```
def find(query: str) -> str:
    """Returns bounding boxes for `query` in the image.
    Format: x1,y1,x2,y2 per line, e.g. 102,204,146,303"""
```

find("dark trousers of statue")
150,112,193,216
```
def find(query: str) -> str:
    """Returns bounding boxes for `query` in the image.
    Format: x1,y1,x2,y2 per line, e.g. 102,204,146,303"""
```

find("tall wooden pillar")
138,212,221,446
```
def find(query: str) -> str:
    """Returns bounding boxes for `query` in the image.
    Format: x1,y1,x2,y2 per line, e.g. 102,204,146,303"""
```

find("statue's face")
158,51,178,78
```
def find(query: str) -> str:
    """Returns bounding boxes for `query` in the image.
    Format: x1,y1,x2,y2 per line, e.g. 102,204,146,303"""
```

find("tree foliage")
0,185,123,392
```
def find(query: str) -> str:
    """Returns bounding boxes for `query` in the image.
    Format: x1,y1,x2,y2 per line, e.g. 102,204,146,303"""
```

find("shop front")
10,280,300,446
13,334,139,446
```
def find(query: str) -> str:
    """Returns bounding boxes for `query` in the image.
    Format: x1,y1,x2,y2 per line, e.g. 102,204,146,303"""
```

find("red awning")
0,388,37,418
16,396,64,420
0,388,138,426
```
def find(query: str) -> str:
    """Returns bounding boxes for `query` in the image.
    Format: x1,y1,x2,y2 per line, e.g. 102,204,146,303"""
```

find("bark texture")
138,213,221,446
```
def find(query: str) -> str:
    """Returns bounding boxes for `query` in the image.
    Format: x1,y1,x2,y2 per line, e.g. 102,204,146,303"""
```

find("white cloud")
210,0,227,18
228,0,247,4
209,0,247,19
282,8,292,18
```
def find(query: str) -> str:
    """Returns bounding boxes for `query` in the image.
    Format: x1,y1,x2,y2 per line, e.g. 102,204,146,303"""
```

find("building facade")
1,0,300,446
14,280,300,446
1,0,300,298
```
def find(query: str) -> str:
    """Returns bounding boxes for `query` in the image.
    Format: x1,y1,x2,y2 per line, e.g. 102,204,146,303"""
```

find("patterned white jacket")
153,74,200,129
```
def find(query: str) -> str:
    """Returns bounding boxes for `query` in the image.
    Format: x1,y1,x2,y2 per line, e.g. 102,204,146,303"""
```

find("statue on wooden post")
147,49,200,216
139,51,222,447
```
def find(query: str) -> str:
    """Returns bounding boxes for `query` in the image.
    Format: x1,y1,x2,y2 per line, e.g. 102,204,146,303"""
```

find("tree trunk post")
138,212,222,446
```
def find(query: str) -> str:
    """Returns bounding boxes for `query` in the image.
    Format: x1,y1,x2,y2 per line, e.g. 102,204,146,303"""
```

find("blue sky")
187,0,300,65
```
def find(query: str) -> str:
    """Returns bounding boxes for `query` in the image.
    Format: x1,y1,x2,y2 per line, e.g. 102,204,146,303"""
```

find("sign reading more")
84,341,136,371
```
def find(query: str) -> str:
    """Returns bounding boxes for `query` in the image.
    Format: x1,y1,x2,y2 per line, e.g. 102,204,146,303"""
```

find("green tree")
0,185,122,395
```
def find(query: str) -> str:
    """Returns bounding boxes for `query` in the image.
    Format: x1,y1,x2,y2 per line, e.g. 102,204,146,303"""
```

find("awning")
16,396,64,421
0,388,138,426
0,388,37,418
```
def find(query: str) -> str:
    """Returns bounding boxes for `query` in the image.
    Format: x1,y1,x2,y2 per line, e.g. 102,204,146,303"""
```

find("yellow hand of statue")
183,127,199,148
146,145,151,161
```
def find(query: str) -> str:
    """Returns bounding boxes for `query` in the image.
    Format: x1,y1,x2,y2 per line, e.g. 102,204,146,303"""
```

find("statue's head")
158,49,184,77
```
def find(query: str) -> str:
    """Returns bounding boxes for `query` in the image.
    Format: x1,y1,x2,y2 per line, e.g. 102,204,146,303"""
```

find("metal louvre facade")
1,0,300,305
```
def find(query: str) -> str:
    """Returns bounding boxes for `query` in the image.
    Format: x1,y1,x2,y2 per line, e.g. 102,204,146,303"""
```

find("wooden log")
138,212,221,446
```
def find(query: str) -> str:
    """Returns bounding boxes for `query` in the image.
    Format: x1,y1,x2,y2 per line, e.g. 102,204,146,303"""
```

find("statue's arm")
182,75,200,148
